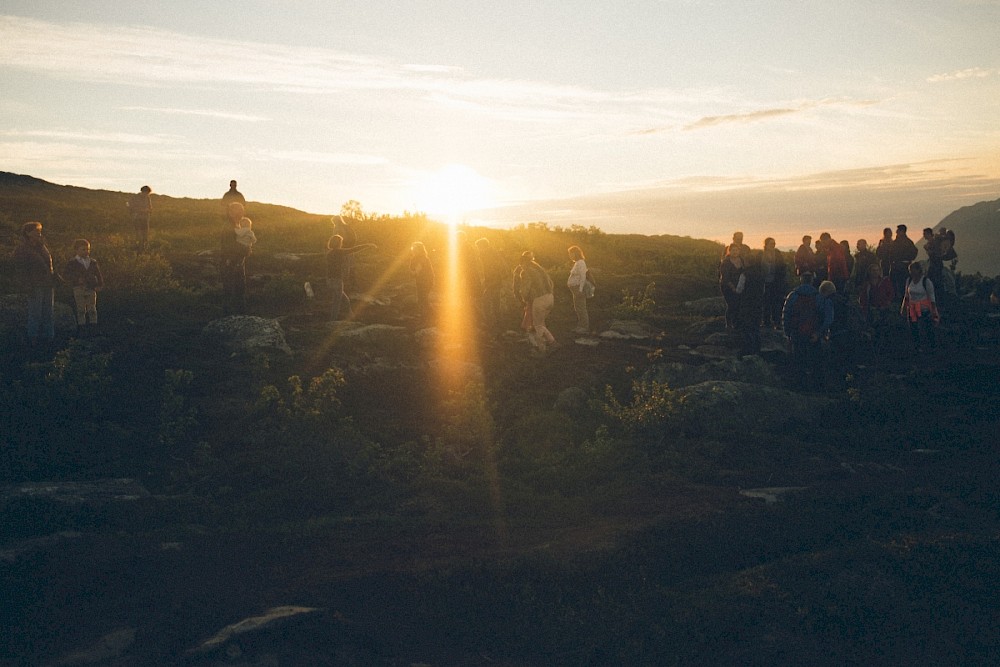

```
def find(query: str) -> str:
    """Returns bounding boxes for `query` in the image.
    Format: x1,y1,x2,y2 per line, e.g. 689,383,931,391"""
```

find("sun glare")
412,164,495,221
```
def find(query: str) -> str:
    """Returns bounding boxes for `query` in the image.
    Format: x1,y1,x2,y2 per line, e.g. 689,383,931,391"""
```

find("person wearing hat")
127,185,153,252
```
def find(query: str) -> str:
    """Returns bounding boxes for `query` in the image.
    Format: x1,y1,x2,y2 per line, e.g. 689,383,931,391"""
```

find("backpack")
789,292,820,336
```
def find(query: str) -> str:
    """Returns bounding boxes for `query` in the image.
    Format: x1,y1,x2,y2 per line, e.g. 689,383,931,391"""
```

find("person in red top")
819,232,849,294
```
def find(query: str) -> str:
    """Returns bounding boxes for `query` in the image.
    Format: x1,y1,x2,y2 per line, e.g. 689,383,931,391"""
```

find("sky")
1,0,999,248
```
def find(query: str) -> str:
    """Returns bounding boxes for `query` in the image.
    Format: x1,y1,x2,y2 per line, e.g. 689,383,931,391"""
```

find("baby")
235,216,257,249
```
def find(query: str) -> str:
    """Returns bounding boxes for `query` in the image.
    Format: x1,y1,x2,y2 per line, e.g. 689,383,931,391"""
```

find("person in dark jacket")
851,239,878,293
220,202,251,314
761,237,787,330
14,222,57,345
889,224,918,302
875,227,893,277
719,243,746,329
782,273,833,389
63,238,105,335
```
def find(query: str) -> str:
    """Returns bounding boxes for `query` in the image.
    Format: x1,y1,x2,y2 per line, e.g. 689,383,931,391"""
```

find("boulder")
682,296,727,316
3,478,150,504
187,606,323,656
203,315,292,354
671,380,835,436
599,320,657,340
645,356,780,389
332,322,408,346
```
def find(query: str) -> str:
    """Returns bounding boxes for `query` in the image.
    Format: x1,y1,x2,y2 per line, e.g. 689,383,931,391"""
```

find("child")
63,239,104,335
235,216,257,250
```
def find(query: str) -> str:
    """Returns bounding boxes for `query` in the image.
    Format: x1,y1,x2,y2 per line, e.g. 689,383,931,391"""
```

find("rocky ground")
3,254,1000,665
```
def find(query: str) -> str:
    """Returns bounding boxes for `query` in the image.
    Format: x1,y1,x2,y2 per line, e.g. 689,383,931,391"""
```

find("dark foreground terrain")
2,252,1000,666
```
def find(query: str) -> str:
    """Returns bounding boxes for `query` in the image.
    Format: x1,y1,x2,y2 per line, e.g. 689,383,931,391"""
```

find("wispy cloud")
250,149,388,166
1,129,171,144
683,98,880,131
927,67,995,82
0,14,757,128
120,106,269,122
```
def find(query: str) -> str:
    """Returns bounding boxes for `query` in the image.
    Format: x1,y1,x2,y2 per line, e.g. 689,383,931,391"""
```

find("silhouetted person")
889,224,917,302
761,238,787,330
852,239,877,293
14,222,56,345
222,180,245,209
794,235,815,277
326,234,376,321
409,242,435,323
127,185,152,252
220,202,250,314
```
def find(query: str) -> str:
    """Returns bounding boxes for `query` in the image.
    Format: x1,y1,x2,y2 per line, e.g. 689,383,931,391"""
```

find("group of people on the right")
720,224,958,387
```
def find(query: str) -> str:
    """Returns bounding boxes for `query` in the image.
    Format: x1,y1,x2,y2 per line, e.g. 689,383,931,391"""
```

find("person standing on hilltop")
332,216,359,289
477,237,507,335
851,239,877,293
760,238,787,330
794,235,816,278
719,243,746,330
63,238,104,337
14,222,57,346
566,245,595,334
127,185,152,252
409,241,435,323
875,227,893,281
220,202,251,314
222,180,245,210
889,224,918,303
818,232,849,295
326,234,377,321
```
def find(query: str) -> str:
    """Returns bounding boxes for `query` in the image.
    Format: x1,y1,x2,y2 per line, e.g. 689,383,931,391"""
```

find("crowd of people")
12,179,599,357
721,225,958,386
13,180,255,346
405,234,596,356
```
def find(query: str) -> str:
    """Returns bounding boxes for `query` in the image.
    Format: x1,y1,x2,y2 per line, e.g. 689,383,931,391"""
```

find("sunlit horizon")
2,3,999,248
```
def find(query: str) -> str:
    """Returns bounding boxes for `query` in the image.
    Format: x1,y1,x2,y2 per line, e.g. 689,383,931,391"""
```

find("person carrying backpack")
901,261,939,352
782,273,833,388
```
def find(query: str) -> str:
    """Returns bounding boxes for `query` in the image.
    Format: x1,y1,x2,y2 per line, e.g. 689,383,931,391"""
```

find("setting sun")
411,164,496,220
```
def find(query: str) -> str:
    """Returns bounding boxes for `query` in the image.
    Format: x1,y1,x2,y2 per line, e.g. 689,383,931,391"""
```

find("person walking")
516,251,556,354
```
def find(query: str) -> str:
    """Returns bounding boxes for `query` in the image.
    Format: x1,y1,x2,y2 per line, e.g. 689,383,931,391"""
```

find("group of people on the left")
13,221,104,346
12,180,253,347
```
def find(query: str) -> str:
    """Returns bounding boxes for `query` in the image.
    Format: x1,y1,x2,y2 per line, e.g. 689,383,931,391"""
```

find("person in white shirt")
566,245,593,333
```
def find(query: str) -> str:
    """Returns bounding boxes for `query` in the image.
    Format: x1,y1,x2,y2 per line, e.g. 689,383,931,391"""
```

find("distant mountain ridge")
936,197,1000,277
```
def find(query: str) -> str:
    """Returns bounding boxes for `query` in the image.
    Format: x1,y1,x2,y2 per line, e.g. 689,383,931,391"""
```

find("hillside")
936,197,1000,277
2,173,1000,664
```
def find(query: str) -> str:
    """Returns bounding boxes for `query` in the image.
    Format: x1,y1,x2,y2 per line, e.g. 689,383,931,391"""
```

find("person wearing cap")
127,185,153,252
